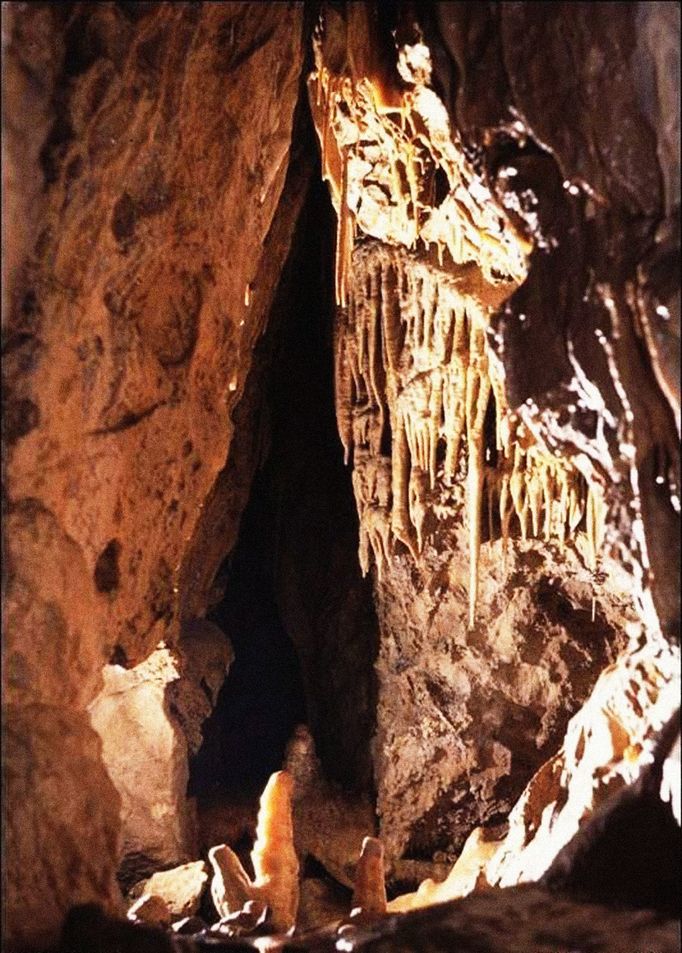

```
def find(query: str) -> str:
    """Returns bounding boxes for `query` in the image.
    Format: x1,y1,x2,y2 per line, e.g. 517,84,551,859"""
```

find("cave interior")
1,2,680,952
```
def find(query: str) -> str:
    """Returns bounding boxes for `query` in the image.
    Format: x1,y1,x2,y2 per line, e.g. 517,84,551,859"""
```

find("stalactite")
335,242,601,621
464,316,491,627
409,467,429,555
585,482,607,573
335,145,353,309
391,408,416,557
308,30,606,623
334,323,354,466
307,29,530,309
443,302,468,484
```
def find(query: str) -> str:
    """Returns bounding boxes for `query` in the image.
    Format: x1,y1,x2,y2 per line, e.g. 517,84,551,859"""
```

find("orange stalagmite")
251,770,300,933
351,837,387,915
207,770,300,934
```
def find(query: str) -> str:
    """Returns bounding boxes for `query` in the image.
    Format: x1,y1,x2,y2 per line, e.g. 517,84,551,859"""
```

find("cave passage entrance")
187,466,308,802
188,170,378,806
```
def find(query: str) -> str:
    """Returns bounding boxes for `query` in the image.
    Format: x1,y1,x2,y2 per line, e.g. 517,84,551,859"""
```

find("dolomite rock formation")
2,3,308,949
328,886,681,953
297,879,348,933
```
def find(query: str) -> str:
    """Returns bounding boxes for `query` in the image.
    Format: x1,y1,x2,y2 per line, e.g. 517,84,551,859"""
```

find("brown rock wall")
2,3,679,947
4,499,104,709
373,536,634,860
4,1,307,668
2,3,308,948
2,705,123,952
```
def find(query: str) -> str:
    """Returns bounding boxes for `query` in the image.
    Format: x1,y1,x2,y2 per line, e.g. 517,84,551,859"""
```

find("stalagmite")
207,770,299,934
251,770,300,933
351,837,387,915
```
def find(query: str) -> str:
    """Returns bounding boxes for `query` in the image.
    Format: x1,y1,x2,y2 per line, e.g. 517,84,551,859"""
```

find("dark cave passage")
187,471,308,801
188,174,379,802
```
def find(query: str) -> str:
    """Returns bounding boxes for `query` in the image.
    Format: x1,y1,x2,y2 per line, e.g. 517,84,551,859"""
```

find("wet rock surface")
3,1,308,671
433,0,680,640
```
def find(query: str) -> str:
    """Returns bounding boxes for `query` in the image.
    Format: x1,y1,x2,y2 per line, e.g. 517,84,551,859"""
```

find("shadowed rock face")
2,1,679,950
56,885,681,953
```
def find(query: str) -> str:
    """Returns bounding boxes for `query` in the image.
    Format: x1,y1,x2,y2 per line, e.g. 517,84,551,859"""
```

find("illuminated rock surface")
89,621,233,882
2,3,307,948
307,2,679,864
2,1,679,951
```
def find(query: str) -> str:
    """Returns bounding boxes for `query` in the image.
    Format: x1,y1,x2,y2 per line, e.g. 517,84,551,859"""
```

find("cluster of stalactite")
307,29,530,311
307,19,608,623
336,244,608,624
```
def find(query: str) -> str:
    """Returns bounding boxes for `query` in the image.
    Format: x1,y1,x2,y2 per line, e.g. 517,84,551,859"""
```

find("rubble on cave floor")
104,690,679,950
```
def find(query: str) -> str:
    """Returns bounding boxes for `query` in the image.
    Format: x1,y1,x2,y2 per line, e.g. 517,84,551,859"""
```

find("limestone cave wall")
306,1,679,873
2,3,310,948
1,2,680,951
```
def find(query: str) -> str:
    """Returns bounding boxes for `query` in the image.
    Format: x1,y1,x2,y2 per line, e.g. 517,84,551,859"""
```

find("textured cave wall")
2,1,680,948
309,0,680,866
2,3,310,949
432,0,681,639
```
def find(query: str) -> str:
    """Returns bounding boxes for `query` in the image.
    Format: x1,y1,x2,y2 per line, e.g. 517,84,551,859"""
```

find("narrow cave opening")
187,471,308,804
187,170,379,818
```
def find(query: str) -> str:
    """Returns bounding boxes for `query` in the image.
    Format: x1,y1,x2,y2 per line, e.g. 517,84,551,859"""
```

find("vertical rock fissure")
188,174,379,813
